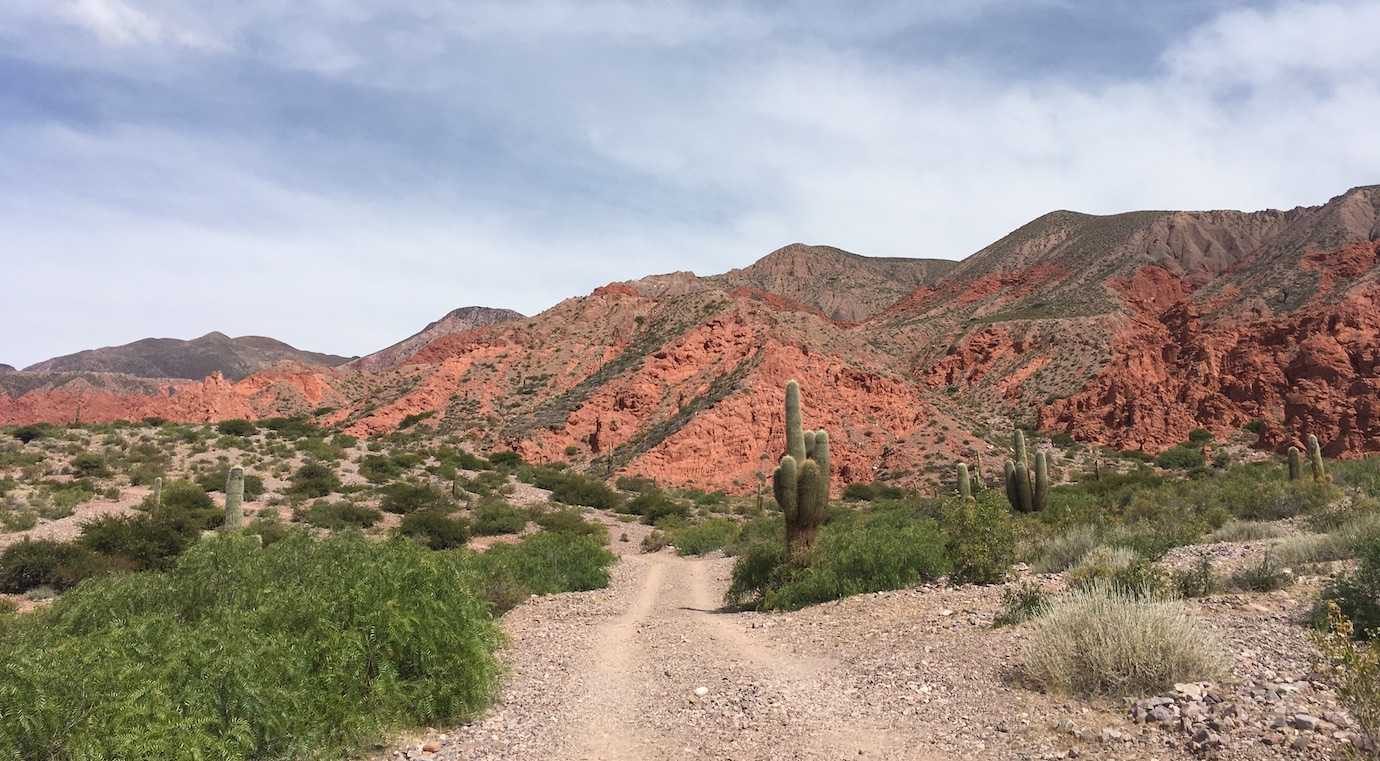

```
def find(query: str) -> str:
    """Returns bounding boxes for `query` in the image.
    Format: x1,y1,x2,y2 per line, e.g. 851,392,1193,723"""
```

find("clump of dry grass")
1031,524,1099,573
1209,520,1287,543
1022,582,1221,696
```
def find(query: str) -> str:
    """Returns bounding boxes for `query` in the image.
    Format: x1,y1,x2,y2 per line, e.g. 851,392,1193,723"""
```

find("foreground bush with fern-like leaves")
0,533,501,760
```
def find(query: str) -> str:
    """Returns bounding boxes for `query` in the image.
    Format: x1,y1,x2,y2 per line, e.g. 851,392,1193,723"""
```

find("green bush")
379,482,452,515
1174,554,1219,598
528,468,621,509
1031,525,1100,573
614,475,658,493
360,454,406,484
1155,445,1205,470
70,452,108,478
1315,538,1380,641
77,510,210,572
728,513,949,611
399,509,470,550
259,416,321,439
298,501,383,530
215,419,258,437
468,531,616,611
488,451,523,469
1230,552,1294,592
530,507,607,539
667,518,740,556
0,533,500,759
288,462,340,499
943,496,1015,585
0,540,109,593
841,481,905,501
196,467,265,501
146,480,215,513
471,501,527,536
621,490,689,525
993,580,1050,627
11,424,50,444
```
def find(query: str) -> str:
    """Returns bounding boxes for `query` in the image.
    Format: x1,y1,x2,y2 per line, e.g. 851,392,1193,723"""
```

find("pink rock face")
5,189,1379,492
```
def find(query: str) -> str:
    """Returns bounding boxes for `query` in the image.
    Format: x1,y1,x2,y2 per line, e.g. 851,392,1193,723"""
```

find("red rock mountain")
23,332,353,381
4,186,1378,491
349,306,524,372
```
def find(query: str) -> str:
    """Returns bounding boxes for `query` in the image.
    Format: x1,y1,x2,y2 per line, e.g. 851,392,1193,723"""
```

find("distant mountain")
5,186,1379,493
0,364,14,374
350,306,524,371
24,332,354,381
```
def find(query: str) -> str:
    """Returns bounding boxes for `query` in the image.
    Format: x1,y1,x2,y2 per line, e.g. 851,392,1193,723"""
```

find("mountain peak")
351,305,524,371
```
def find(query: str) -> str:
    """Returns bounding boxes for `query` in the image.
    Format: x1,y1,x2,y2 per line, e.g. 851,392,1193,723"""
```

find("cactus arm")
1308,434,1327,482
1034,451,1049,512
957,463,972,501
785,380,806,463
1287,446,1301,481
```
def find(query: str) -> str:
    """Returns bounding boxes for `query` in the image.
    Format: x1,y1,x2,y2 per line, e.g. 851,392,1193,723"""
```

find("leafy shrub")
1022,583,1222,696
10,424,50,444
196,466,265,501
1312,604,1380,751
77,511,208,572
380,482,452,515
146,480,215,513
298,501,382,530
488,451,523,468
621,490,689,525
471,501,527,536
0,533,501,759
530,507,606,539
1187,428,1213,444
399,509,470,550
70,452,108,478
1156,445,1205,470
1230,552,1294,592
615,475,658,493
1067,547,1169,598
1209,520,1287,543
1174,554,1219,598
943,497,1015,585
0,540,111,593
215,418,258,437
468,531,616,610
1315,538,1380,641
1,507,38,532
528,468,621,509
667,518,739,556
993,580,1050,627
287,461,340,499
728,514,949,611
259,416,321,439
1031,524,1100,573
841,481,905,501
359,454,406,484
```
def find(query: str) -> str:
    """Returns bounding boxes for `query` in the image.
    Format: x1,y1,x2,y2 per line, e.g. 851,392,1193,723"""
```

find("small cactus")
974,452,986,491
1287,446,1301,481
1308,434,1327,482
224,466,244,530
152,476,163,511
957,463,973,501
1034,451,1049,511
773,380,830,557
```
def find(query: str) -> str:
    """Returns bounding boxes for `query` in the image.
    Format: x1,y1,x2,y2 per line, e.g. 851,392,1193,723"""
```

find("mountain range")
3,185,1378,492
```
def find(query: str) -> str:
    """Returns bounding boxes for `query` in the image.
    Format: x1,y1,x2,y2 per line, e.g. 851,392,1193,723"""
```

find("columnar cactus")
224,466,245,530
1287,446,1302,481
152,476,163,511
957,463,973,501
1308,434,1327,483
974,453,986,491
1003,430,1047,512
773,380,830,558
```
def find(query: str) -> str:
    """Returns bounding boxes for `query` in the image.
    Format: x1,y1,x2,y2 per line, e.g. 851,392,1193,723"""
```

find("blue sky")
3,0,1379,367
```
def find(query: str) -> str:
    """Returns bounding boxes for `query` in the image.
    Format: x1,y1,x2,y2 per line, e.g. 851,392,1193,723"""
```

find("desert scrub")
214,418,258,437
529,506,607,540
1314,538,1380,641
1312,604,1379,754
620,489,692,525
727,512,949,611
471,500,527,536
399,509,471,550
524,466,621,509
288,461,341,499
667,518,740,556
1208,520,1288,543
380,482,453,515
0,533,500,760
942,494,1015,584
0,540,112,593
1030,524,1100,573
1066,546,1170,598
993,580,1050,627
1229,551,1294,592
467,531,616,613
1022,583,1222,696
196,465,265,501
298,500,383,530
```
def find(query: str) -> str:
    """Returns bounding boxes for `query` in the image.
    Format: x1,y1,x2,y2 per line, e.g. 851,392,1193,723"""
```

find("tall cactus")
773,380,830,558
1287,446,1301,481
152,476,163,512
974,452,986,491
1003,430,1047,512
1308,434,1327,483
224,466,245,530
957,463,973,501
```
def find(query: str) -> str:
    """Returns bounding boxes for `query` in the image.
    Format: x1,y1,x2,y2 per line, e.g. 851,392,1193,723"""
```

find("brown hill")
4,186,1378,492
0,364,14,374
24,332,354,381
350,306,524,372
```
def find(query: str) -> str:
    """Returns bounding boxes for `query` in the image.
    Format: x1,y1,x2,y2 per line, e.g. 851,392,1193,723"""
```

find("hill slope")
24,332,353,381
350,306,524,372
4,186,1378,491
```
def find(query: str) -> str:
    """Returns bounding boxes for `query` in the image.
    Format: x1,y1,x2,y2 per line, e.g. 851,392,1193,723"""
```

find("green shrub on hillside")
1315,538,1380,640
621,490,690,525
298,500,383,530
215,419,258,437
380,482,452,515
288,461,340,499
471,501,527,536
0,534,501,759
943,495,1015,585
667,518,740,556
526,467,621,509
197,466,265,501
399,509,470,550
70,452,108,478
468,531,616,611
0,540,111,593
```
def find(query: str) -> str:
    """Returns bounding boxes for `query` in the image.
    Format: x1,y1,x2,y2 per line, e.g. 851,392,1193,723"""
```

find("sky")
3,0,1380,368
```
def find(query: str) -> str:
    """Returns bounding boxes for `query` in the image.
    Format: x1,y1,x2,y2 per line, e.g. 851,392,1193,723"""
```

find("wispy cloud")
2,1,1378,367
